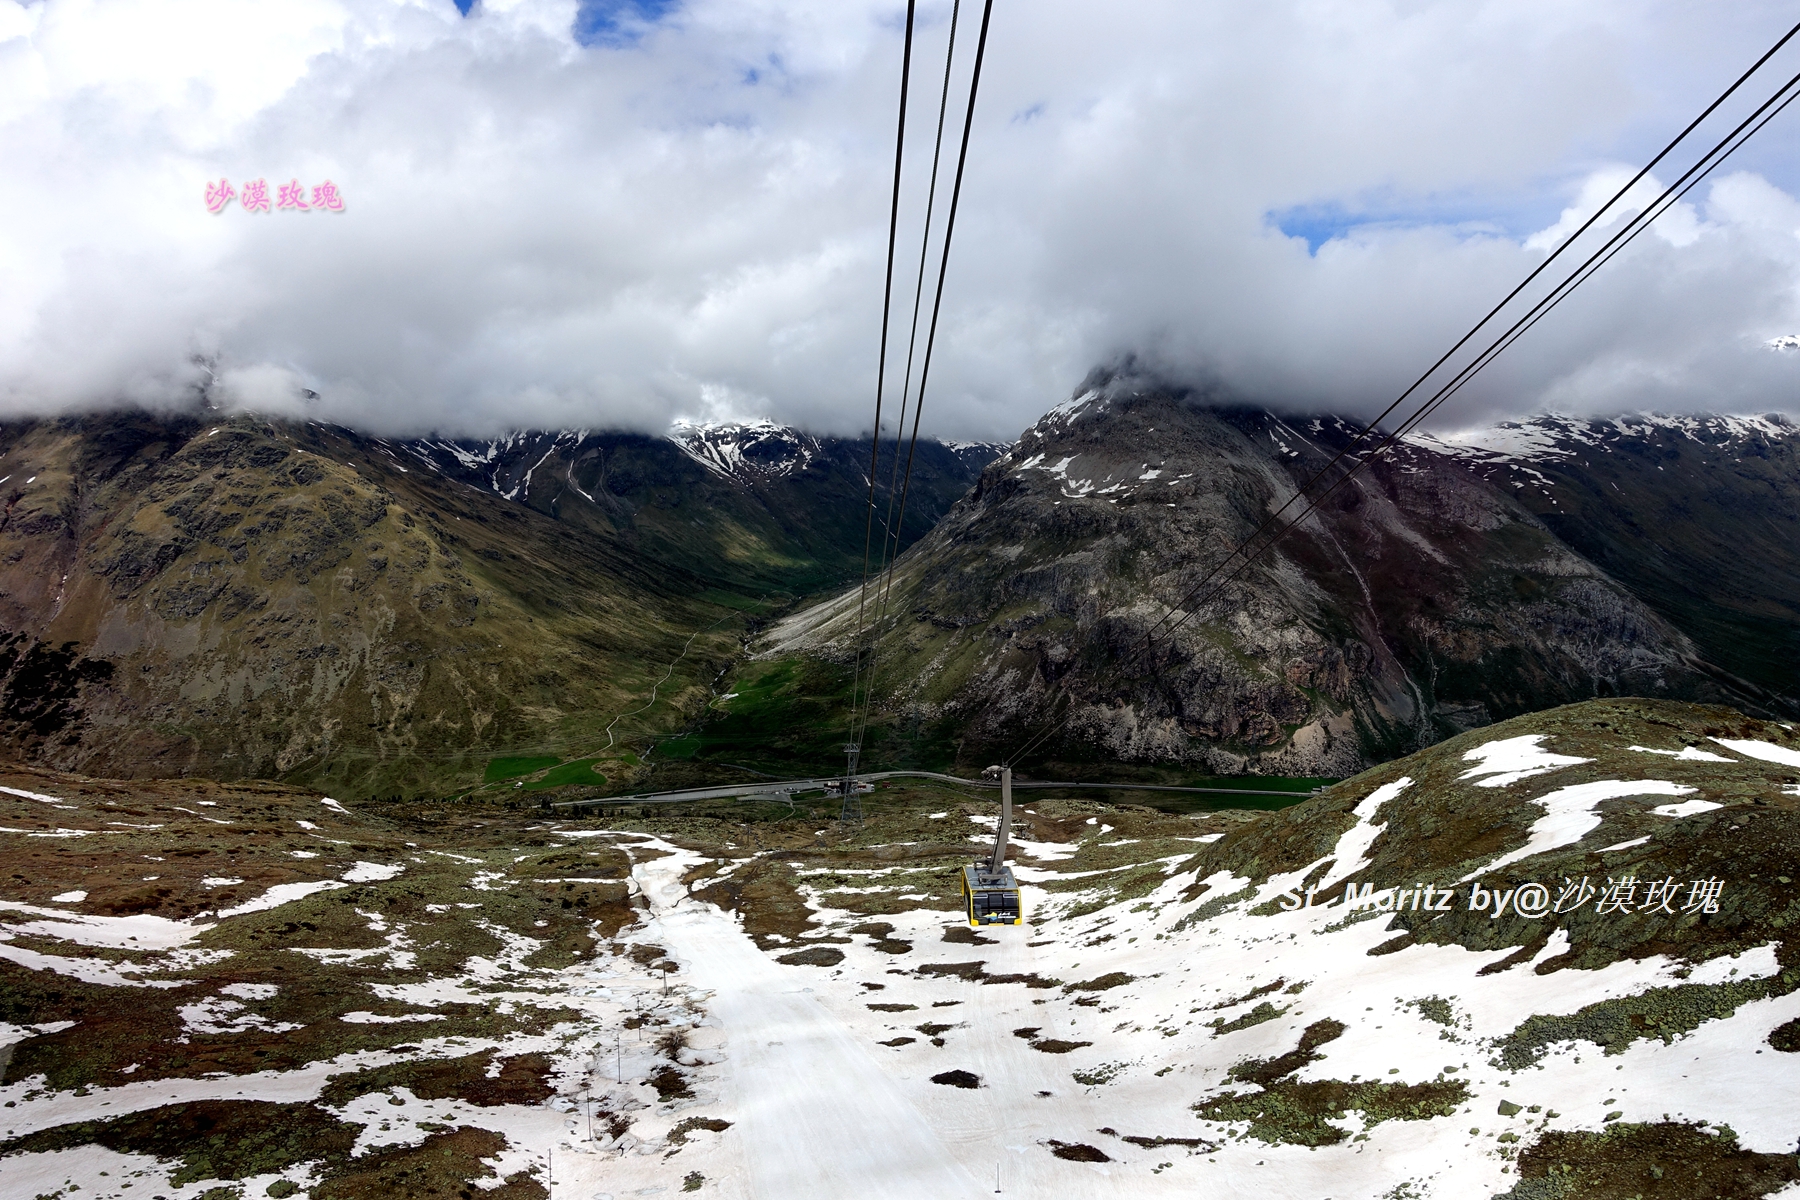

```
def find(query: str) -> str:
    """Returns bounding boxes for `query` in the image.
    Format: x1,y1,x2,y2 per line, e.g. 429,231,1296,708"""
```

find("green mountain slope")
0,410,1003,797
0,412,745,796
397,424,1001,594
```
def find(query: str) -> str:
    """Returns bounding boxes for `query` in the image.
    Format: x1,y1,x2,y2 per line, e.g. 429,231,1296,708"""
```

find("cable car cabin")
962,864,1022,926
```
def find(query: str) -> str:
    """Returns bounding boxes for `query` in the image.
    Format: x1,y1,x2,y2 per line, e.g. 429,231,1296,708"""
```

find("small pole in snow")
616,1031,622,1083
585,1092,593,1143
662,966,669,997
548,1146,553,1192
995,1161,1001,1193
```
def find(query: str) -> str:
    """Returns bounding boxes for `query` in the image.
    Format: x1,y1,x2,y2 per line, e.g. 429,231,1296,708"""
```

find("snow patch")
1328,777,1412,876
215,879,348,918
0,901,204,950
1650,798,1724,818
0,785,74,807
0,826,114,838
221,982,279,1001
343,861,405,883
1686,942,1781,985
1461,779,1695,880
1710,738,1800,768
179,992,302,1036
1630,744,1736,763
1458,734,1591,788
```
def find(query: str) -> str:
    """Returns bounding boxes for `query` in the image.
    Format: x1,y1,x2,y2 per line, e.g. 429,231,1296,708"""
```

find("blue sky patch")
1269,194,1558,255
1272,204,1367,253
574,0,679,47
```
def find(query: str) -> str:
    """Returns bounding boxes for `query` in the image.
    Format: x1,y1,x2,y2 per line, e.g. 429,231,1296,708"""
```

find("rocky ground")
0,697,1797,1199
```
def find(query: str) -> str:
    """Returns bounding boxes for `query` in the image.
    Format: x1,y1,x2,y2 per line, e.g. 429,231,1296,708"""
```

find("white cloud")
214,363,312,415
3,0,1800,440
1523,166,1702,252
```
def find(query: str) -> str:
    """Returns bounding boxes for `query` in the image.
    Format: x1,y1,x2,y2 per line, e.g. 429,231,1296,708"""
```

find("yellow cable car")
962,862,1021,926
963,765,1022,926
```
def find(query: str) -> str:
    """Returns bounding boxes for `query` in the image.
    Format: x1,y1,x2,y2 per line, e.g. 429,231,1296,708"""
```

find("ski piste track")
631,840,1143,1199
547,770,1320,813
636,851,986,1198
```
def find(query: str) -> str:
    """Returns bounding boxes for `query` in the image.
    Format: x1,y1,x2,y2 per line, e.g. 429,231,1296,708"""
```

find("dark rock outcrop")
768,376,1777,776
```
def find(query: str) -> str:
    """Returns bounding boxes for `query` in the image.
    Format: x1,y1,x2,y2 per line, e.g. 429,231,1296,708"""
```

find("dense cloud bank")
4,0,1800,439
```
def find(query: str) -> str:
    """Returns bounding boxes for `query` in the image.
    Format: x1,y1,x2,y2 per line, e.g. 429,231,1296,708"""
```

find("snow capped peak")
1403,419,1587,463
1765,334,1800,351
669,416,786,435
1041,388,1107,427
668,419,817,479
942,438,1011,454
1614,412,1800,446
1405,411,1797,464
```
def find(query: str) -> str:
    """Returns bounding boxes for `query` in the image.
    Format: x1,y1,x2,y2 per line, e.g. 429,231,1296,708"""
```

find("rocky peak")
765,383,1781,777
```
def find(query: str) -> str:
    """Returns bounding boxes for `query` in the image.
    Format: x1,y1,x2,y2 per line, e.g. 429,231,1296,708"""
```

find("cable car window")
973,891,1018,920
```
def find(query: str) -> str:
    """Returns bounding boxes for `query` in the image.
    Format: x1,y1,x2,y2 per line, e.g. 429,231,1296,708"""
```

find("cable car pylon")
963,765,1022,926
839,742,865,825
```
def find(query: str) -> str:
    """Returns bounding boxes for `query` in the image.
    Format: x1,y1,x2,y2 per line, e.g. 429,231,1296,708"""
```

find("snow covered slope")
621,696,1800,1198
6,697,1792,1198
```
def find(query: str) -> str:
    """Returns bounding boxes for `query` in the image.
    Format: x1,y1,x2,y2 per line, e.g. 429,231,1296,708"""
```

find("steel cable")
845,0,920,759
848,0,998,762
1007,26,1800,766
852,0,967,759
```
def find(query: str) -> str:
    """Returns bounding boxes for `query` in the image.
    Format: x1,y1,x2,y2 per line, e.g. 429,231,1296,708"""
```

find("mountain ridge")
735,379,1791,781
1400,410,1800,697
0,408,1002,795
389,420,1006,593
